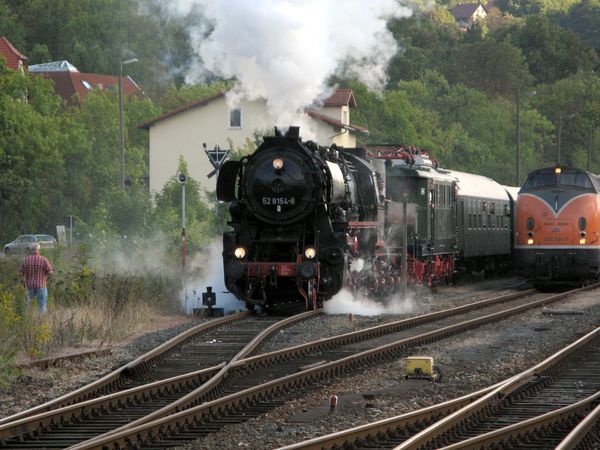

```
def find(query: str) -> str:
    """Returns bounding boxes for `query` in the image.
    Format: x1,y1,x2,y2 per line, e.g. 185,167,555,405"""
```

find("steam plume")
167,0,414,128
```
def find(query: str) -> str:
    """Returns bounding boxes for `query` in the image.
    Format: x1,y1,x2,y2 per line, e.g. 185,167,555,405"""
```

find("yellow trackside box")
405,357,434,376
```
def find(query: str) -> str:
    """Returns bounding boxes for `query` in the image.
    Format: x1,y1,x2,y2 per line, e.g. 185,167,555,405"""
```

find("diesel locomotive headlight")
273,158,284,171
527,231,534,238
580,231,587,238
234,247,246,259
580,238,587,245
304,247,317,260
527,238,534,245
555,167,562,174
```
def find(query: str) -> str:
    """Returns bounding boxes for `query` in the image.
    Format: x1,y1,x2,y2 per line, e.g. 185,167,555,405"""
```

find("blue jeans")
27,287,48,314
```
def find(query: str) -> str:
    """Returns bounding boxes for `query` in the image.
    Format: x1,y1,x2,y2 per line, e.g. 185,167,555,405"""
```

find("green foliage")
507,15,599,84
558,2,600,51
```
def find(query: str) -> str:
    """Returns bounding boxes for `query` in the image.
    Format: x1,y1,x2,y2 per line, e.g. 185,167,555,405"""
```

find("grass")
0,246,185,388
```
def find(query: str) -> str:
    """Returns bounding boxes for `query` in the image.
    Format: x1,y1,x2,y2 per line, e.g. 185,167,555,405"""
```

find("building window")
229,108,242,128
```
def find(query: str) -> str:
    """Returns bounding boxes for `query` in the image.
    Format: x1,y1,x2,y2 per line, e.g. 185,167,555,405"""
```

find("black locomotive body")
217,127,517,310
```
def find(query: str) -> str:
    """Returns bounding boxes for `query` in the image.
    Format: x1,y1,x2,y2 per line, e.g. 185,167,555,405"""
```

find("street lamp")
515,90,536,186
118,57,138,189
557,113,575,166
588,126,600,171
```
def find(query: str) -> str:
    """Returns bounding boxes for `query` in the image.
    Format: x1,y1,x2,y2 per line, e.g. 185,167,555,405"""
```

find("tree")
509,15,599,84
558,1,600,51
445,37,532,98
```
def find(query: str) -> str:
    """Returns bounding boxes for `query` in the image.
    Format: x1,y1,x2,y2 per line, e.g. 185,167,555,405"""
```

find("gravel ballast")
1,277,597,450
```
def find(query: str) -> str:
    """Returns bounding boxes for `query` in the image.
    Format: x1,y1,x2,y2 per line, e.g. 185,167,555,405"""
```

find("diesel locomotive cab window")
559,172,593,189
522,172,555,189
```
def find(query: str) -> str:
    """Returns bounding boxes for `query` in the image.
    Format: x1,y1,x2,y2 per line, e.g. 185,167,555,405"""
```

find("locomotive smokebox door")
202,287,217,307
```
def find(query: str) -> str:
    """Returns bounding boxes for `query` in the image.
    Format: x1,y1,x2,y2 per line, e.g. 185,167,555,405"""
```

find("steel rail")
230,289,536,371
438,391,600,450
16,348,113,369
555,400,600,450
0,364,224,442
0,310,320,447
277,382,510,450
0,311,252,426
393,325,600,450
279,324,600,450
73,287,535,443
68,285,597,450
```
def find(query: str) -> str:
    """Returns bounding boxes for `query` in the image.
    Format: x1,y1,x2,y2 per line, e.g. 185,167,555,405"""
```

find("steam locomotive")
216,127,517,310
514,166,600,285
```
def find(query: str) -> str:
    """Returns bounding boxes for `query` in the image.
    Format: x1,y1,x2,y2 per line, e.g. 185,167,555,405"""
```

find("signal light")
527,238,534,245
234,247,246,259
304,247,317,259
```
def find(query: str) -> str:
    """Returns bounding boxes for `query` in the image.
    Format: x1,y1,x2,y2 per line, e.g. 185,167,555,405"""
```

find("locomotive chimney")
285,126,300,140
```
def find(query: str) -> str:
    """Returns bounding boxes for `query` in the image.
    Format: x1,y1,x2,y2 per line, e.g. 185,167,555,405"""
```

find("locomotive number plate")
262,197,296,206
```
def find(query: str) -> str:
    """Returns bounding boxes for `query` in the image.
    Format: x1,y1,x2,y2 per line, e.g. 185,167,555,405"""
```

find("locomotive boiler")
217,127,518,311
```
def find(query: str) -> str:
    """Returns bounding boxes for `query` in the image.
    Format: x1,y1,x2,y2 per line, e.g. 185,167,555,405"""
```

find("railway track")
279,325,600,450
0,312,252,426
0,310,321,449
59,284,597,450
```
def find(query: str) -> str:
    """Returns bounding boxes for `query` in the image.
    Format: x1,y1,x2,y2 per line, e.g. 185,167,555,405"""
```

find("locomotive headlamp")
527,238,534,245
580,231,587,238
555,167,562,174
234,247,246,259
580,238,587,245
273,158,284,171
527,231,534,238
304,247,317,260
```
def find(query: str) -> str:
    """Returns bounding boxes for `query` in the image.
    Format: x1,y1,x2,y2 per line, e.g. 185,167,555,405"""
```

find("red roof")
323,88,357,107
138,89,359,130
0,36,28,71
306,109,369,134
36,71,141,105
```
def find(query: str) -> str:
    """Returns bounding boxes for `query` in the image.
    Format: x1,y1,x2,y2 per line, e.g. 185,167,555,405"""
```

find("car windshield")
36,235,55,241
16,235,36,243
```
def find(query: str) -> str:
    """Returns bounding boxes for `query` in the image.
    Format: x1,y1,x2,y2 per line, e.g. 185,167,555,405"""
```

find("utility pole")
118,57,138,189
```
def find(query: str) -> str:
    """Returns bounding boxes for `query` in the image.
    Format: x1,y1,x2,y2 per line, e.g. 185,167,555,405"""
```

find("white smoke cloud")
167,0,414,129
180,240,245,314
324,288,418,316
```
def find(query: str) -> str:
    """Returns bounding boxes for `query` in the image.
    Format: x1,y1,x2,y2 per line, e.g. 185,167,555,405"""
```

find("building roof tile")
451,3,483,19
36,70,141,105
0,36,28,71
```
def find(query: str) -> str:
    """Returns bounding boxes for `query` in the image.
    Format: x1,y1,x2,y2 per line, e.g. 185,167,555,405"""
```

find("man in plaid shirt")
20,243,53,314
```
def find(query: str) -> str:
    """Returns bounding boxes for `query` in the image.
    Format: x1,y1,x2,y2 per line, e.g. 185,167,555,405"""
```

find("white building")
138,89,368,195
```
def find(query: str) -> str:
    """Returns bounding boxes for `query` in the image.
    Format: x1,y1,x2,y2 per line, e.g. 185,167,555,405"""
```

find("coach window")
229,108,242,128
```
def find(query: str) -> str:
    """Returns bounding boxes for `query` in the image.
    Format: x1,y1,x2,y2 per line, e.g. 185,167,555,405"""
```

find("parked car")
4,234,57,256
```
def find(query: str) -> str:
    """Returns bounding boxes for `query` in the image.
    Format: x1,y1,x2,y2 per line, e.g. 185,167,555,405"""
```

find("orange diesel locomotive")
514,166,600,285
